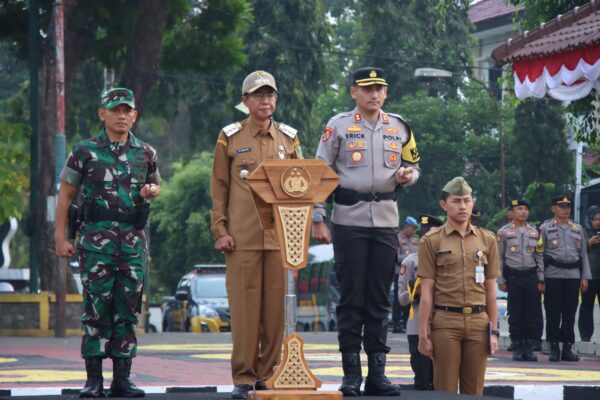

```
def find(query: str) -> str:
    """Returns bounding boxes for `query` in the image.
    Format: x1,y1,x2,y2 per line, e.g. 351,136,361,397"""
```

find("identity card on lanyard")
475,250,485,283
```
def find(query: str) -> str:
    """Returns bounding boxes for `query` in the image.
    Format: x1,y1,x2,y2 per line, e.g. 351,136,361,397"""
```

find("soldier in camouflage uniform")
55,88,160,398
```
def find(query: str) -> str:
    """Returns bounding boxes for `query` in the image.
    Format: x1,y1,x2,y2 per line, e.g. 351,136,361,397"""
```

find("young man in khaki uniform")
417,177,499,395
210,71,302,400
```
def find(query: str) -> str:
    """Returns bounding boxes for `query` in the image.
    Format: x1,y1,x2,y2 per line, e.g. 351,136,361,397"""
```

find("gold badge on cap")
256,71,265,76
512,199,518,206
562,197,569,203
370,70,377,78
421,216,429,224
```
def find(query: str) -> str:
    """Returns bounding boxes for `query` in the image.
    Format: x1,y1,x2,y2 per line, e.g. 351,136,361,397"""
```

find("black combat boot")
511,339,524,361
339,353,362,397
561,343,580,362
363,353,401,396
80,358,104,398
108,358,145,397
522,339,538,362
548,342,560,362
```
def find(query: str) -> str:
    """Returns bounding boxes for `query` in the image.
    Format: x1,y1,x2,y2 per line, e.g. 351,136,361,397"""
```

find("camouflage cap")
101,88,135,109
442,177,472,196
242,70,277,94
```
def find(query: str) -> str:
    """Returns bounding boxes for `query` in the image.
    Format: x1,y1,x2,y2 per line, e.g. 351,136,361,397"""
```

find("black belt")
334,186,397,206
544,255,581,270
434,305,486,314
86,206,138,224
505,266,537,277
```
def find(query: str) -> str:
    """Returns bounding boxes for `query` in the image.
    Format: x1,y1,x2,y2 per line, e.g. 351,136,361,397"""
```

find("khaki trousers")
226,250,285,385
430,311,489,395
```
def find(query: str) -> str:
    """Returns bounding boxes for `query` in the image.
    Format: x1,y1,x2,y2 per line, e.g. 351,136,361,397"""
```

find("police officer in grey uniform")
393,216,419,333
496,199,544,362
312,67,420,397
398,214,443,390
540,195,591,362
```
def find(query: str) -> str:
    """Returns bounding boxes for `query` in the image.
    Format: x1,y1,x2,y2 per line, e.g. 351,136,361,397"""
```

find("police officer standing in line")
398,214,444,391
393,216,419,333
540,196,591,362
312,67,420,397
417,177,499,396
496,199,544,362
55,88,160,398
579,205,600,341
210,71,302,400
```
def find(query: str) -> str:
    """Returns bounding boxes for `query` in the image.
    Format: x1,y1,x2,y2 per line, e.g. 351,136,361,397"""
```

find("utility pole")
53,0,67,338
28,0,40,294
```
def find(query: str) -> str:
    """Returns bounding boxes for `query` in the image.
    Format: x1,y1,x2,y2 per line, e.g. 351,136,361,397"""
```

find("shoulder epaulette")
386,112,408,124
540,219,554,228
329,111,353,122
424,226,443,237
478,227,496,238
278,123,297,139
222,122,242,137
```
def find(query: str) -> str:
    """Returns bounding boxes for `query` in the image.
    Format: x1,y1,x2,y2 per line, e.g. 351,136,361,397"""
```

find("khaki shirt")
496,223,544,284
314,107,420,228
398,252,420,335
417,222,500,307
210,119,301,250
540,219,592,280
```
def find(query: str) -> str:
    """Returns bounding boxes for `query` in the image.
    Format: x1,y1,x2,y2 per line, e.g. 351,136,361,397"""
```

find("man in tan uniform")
210,70,302,400
417,177,500,395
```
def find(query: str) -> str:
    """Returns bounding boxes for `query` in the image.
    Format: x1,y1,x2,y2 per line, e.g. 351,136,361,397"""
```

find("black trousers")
544,278,580,344
506,273,541,340
578,279,600,341
332,223,398,354
407,335,433,390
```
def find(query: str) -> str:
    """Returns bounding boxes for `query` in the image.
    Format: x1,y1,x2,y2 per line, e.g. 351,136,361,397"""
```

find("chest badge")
348,142,357,149
388,153,398,162
321,127,334,142
347,125,362,133
385,127,399,134
351,151,363,162
357,140,365,149
389,142,399,150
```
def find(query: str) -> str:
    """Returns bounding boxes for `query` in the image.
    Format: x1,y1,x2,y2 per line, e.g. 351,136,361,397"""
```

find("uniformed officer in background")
210,70,302,399
312,67,420,397
540,195,591,362
398,214,443,391
470,204,482,227
393,216,419,333
55,88,160,398
579,205,600,341
496,199,544,362
417,177,499,395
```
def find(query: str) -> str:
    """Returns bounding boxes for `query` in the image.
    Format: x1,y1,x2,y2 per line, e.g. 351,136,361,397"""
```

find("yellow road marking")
0,358,17,364
0,370,86,383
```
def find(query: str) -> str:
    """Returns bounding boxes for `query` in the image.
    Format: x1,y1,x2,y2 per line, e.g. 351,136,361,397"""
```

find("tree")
0,115,29,221
149,152,223,294
508,0,589,30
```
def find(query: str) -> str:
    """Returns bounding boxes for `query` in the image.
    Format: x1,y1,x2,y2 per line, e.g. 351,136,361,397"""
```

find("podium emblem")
281,167,311,198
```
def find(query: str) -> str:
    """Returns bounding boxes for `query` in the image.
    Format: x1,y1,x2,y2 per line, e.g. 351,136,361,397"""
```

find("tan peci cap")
442,177,472,196
242,70,277,94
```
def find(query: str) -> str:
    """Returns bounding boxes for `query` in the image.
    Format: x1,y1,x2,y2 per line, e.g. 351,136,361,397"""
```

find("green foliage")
0,115,30,220
508,0,589,30
149,152,223,294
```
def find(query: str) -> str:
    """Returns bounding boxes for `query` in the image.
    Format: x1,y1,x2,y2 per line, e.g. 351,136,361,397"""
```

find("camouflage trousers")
78,250,145,359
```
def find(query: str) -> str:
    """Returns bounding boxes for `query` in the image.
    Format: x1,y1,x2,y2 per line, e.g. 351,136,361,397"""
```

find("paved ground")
1,332,600,399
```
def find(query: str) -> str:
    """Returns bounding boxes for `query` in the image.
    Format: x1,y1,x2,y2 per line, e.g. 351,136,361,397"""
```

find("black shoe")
80,358,104,398
107,358,145,397
522,339,538,362
532,339,542,352
363,353,401,396
512,339,524,361
549,342,560,362
561,343,580,362
339,353,362,397
231,384,253,399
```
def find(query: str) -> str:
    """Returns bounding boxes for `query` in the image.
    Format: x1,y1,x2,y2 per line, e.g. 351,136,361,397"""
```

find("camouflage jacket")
60,128,160,255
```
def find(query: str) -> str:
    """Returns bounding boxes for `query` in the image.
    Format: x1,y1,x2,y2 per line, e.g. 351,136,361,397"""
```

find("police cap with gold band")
442,176,472,196
419,214,444,236
101,87,135,109
353,67,388,87
242,70,278,94
509,198,530,209
551,195,572,206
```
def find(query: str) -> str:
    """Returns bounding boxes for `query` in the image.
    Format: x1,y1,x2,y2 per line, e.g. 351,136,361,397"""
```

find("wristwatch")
312,214,324,223
490,329,500,337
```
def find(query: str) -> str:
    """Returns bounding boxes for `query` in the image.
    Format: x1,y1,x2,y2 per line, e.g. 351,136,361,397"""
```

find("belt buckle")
462,307,473,314
373,193,380,202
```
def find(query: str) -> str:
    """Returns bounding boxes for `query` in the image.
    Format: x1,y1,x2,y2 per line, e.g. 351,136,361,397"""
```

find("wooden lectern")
247,159,342,400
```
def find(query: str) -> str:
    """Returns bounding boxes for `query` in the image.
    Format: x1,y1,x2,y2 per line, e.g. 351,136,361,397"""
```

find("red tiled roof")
493,0,600,63
469,0,518,24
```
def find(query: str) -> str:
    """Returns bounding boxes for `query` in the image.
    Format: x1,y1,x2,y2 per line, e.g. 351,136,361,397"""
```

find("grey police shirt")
540,219,592,280
398,252,420,336
314,107,420,228
396,230,419,273
496,223,544,284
